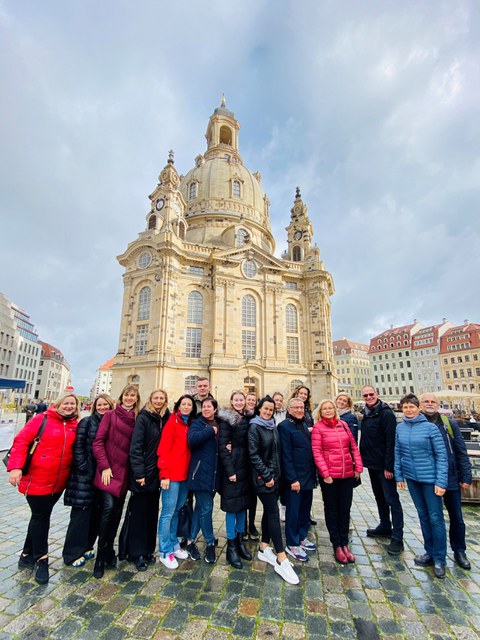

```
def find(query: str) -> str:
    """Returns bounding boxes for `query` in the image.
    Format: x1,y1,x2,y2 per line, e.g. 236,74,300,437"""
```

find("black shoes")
248,524,259,540
226,539,242,569
454,550,471,570
366,525,392,538
186,542,201,561
18,553,35,570
205,544,216,564
105,549,117,568
135,556,147,572
34,558,49,585
414,553,434,567
146,553,156,564
434,562,446,579
386,539,404,555
93,556,105,579
236,533,252,561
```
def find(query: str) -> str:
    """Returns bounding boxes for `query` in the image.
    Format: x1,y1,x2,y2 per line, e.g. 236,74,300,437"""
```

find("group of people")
6,379,472,586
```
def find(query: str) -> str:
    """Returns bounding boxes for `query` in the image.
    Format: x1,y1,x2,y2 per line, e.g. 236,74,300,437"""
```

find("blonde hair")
312,399,338,423
335,392,353,410
145,388,169,415
92,394,115,414
117,384,141,416
54,392,81,417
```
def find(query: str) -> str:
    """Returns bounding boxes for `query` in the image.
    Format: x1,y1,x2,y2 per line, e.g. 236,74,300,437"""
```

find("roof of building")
39,340,63,359
99,357,115,371
333,338,369,356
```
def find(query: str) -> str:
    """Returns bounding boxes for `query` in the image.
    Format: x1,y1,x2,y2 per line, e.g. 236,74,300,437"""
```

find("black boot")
226,538,243,569
236,533,252,561
93,544,106,579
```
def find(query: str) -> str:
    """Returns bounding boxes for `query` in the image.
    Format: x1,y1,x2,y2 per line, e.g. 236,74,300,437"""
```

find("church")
111,100,336,404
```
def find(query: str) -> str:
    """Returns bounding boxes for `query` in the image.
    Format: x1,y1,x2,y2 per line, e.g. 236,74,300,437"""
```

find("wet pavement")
0,470,480,639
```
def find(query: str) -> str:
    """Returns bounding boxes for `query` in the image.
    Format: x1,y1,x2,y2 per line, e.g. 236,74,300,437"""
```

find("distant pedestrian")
24,400,37,423
35,399,48,414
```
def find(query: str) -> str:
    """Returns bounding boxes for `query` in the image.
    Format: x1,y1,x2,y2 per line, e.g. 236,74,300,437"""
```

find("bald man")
420,393,472,570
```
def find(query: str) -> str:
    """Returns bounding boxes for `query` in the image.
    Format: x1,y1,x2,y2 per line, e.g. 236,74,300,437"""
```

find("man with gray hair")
420,393,472,570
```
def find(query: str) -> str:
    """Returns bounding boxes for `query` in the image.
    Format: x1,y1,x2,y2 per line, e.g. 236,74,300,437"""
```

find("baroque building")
111,101,335,404
333,338,370,403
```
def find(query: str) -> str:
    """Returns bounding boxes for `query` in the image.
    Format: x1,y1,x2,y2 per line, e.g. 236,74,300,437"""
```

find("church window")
177,220,186,240
185,375,199,392
220,125,232,145
232,180,241,198
236,229,249,247
292,246,301,262
242,295,256,327
285,281,298,290
290,379,303,392
242,330,256,359
287,337,300,364
243,260,257,278
286,304,298,333
190,266,205,275
148,215,157,230
135,324,148,356
138,251,152,269
138,286,151,321
189,182,197,200
186,328,202,358
187,291,203,324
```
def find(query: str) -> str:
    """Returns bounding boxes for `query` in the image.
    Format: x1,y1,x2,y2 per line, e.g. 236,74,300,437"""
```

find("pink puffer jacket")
312,419,363,479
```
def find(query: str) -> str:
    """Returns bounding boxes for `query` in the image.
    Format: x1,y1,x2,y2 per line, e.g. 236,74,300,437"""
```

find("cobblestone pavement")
1,475,480,640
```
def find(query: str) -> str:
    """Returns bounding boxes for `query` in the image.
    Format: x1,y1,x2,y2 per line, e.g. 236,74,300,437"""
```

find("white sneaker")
286,545,308,562
159,553,178,569
257,546,277,566
279,505,286,522
275,558,299,585
173,548,188,559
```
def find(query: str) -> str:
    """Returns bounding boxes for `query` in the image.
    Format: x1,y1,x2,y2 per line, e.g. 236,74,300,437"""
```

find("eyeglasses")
363,393,376,398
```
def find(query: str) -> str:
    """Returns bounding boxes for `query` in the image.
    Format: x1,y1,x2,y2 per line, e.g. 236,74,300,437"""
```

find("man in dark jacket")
193,378,214,413
359,386,404,555
278,399,317,562
420,393,472,570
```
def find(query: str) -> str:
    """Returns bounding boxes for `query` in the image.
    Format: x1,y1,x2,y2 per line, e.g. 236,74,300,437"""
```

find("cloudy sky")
1,1,479,394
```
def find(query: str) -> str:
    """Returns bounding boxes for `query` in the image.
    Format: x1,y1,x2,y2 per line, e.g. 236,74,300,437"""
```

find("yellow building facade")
111,102,336,405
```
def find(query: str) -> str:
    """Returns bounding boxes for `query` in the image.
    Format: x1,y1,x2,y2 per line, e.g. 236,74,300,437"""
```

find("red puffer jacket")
312,418,363,479
7,408,78,495
157,412,191,481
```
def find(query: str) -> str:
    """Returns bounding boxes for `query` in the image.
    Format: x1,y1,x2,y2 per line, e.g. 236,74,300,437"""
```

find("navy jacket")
187,415,219,492
277,414,317,490
339,410,359,443
360,401,397,472
424,413,472,490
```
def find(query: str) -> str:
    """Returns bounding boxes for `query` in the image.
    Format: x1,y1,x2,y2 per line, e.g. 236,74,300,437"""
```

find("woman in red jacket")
312,399,363,565
157,394,197,569
92,384,140,578
8,392,80,584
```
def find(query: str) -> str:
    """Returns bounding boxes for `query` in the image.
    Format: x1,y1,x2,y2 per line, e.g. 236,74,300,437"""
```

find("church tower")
111,101,336,404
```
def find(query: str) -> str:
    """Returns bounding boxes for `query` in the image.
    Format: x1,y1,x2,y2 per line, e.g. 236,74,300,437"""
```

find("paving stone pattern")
1,475,480,639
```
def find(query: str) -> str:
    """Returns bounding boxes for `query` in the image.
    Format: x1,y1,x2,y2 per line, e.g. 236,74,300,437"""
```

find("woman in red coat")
312,399,363,565
7,392,80,584
92,384,140,578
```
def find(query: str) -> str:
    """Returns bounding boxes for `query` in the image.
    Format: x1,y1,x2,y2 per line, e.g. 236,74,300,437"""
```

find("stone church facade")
111,101,336,405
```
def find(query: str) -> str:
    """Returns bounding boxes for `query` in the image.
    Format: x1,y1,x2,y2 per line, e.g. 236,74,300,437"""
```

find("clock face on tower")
156,198,165,211
294,230,302,240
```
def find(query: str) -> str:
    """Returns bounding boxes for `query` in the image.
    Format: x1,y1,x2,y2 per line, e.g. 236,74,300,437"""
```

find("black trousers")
320,478,354,548
62,491,102,564
128,490,160,560
23,492,62,560
258,491,285,554
368,468,404,542
248,490,257,527
97,491,126,554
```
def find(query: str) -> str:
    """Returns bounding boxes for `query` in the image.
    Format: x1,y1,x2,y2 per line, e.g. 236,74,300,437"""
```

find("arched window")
285,304,298,333
236,228,249,247
292,246,301,262
148,214,156,230
138,286,151,321
220,125,232,145
177,220,186,240
232,180,241,198
189,182,197,200
187,291,203,324
242,295,256,359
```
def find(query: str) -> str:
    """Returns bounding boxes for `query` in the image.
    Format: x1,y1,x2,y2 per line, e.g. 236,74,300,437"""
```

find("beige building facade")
111,101,336,405
333,338,370,403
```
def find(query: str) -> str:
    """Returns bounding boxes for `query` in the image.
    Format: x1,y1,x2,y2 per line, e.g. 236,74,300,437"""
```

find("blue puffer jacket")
187,415,219,492
394,414,448,487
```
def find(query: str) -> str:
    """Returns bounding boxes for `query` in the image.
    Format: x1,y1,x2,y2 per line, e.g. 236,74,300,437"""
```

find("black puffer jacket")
129,407,170,492
217,408,250,512
248,419,281,494
64,412,102,508
359,401,397,472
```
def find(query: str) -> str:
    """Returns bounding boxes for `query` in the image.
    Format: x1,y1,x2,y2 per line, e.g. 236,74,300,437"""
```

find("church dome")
179,101,274,252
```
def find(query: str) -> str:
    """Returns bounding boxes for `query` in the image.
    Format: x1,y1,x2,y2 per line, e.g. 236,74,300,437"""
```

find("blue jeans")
158,481,188,556
368,468,404,542
225,510,246,540
190,490,215,546
284,489,313,547
407,479,446,564
443,489,466,552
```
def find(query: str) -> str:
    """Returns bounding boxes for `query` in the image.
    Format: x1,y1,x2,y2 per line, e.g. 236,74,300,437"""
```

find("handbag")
176,492,194,539
3,414,48,474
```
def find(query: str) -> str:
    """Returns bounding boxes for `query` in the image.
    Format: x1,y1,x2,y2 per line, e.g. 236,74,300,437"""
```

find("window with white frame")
286,304,298,333
185,375,199,392
138,286,151,320
242,330,256,359
232,180,241,198
135,324,148,355
189,182,197,200
242,295,256,358
187,291,203,324
236,228,249,247
186,327,202,358
287,336,300,364
242,295,256,327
